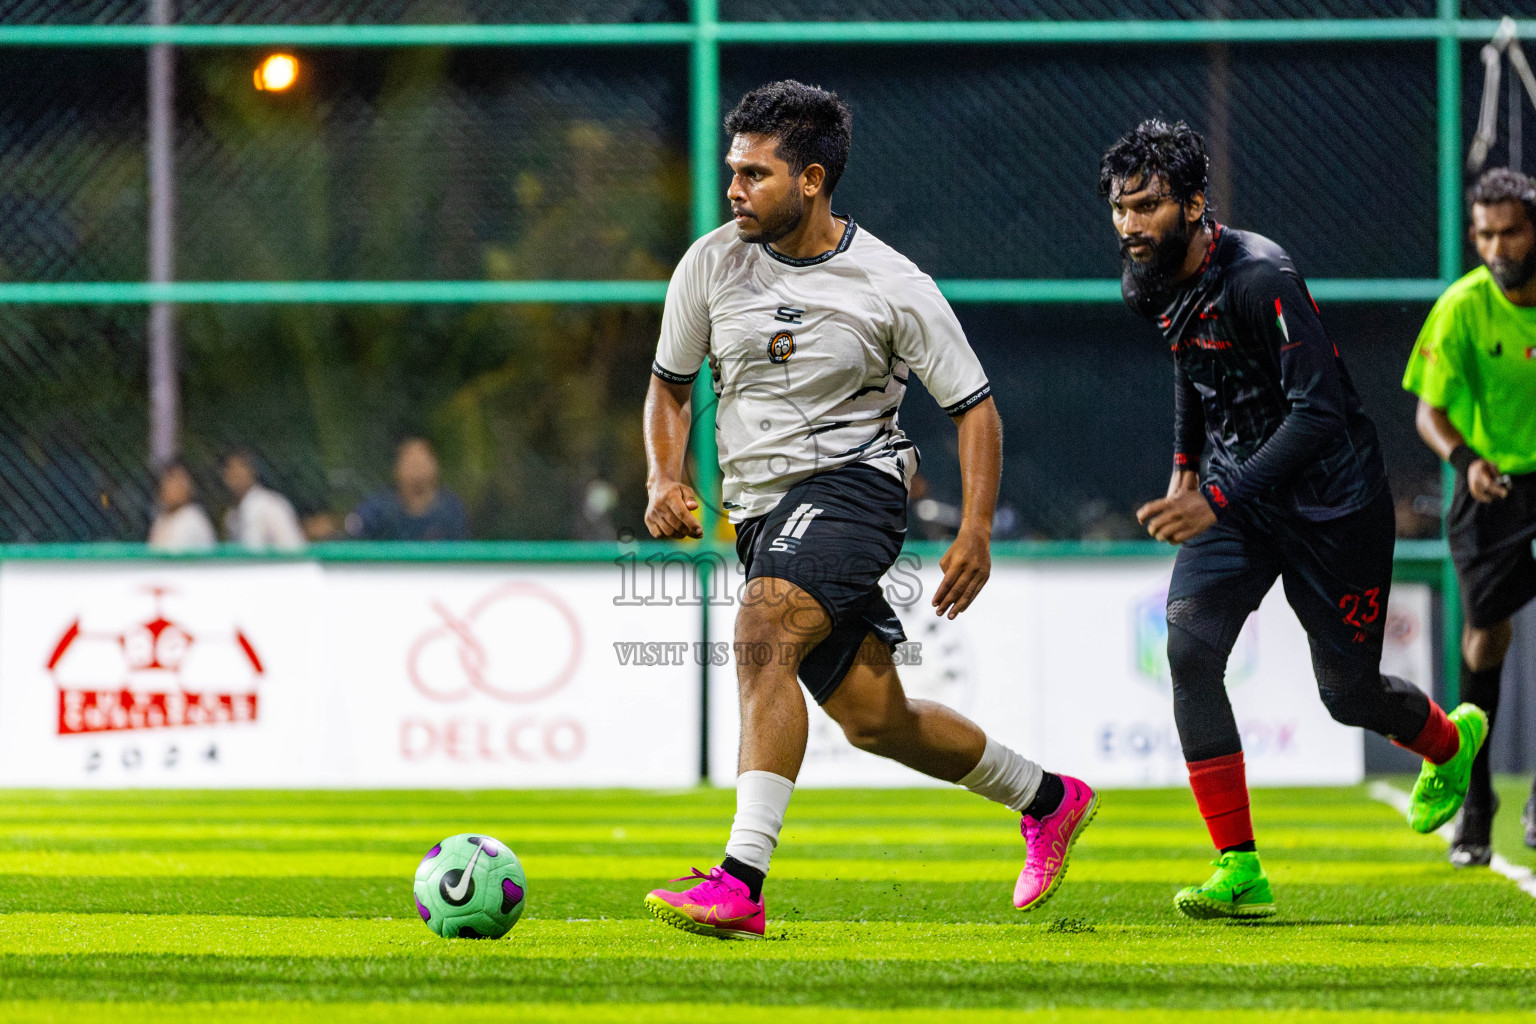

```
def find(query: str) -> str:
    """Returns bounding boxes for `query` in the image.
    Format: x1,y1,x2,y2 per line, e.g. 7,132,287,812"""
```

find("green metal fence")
0,1,1489,696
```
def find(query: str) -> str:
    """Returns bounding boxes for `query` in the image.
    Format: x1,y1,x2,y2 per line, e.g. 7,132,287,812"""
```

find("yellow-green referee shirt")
1403,266,1536,475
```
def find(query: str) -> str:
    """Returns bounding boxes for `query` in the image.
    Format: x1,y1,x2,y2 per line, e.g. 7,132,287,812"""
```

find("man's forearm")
1415,399,1467,463
953,397,1002,535
644,377,693,487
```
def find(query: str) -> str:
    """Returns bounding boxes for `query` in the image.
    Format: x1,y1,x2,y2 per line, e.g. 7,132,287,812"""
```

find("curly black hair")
1098,119,1211,217
1468,167,1536,223
724,80,853,195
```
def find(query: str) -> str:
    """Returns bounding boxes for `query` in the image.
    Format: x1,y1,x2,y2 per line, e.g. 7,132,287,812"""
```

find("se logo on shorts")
769,503,823,553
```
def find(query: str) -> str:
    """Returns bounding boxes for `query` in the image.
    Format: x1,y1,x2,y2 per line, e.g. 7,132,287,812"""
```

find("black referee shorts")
734,462,908,704
1448,470,1536,629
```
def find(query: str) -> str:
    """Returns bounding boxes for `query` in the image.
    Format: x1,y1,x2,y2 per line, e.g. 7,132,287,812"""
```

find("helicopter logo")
46,586,265,736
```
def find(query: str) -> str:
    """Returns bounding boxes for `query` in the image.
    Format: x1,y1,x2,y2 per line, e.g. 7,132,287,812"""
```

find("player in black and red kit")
1102,119,1488,920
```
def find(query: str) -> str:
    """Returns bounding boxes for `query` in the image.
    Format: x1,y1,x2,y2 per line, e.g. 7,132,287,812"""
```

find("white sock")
958,735,1043,813
723,770,795,875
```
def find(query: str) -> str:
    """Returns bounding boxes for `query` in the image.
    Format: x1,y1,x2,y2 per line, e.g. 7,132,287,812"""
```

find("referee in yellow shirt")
1404,168,1536,865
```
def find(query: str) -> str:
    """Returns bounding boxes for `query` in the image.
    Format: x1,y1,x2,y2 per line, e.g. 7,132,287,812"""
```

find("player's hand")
1136,489,1218,545
644,479,704,539
1468,459,1511,503
933,528,990,619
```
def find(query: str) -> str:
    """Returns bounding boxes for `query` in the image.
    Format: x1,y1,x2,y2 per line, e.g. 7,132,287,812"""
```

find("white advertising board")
707,558,1433,789
323,565,700,788
0,561,700,788
0,562,329,787
707,554,1033,788
1024,562,1360,786
0,559,1432,789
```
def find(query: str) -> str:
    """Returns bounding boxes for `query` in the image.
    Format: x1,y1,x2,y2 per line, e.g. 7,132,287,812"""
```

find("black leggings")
1166,491,1431,763
1169,621,1429,762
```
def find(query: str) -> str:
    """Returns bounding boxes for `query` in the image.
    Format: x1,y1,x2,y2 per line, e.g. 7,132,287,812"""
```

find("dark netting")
0,307,151,542
0,21,1459,541
1461,40,1536,269
1462,1,1536,17
0,1,145,23
0,50,146,282
725,0,1432,21
175,1,687,24
0,300,660,542
899,303,1439,540
176,303,661,541
720,43,1437,280
175,47,689,281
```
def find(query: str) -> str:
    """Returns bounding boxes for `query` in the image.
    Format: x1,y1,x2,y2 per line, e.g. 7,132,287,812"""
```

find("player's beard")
737,188,804,244
1487,248,1536,290
1120,219,1193,290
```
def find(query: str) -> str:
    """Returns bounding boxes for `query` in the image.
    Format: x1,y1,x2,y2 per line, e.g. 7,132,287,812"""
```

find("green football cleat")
1407,703,1490,835
1174,851,1276,920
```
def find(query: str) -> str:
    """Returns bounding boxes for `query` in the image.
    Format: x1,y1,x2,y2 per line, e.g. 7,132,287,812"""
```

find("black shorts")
734,462,908,704
1167,486,1396,662
1448,470,1536,628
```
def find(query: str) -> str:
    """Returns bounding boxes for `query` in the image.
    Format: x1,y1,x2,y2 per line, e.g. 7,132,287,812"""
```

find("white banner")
0,562,329,787
0,561,699,788
707,559,1434,788
1024,562,1360,786
0,559,1432,789
323,566,699,788
707,555,1029,788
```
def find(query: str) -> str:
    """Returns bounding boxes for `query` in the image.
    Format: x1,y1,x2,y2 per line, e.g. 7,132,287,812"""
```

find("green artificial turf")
1,783,1533,1021
1491,774,1536,870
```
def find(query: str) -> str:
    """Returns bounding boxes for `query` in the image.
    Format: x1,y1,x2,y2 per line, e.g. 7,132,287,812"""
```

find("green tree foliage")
171,46,687,539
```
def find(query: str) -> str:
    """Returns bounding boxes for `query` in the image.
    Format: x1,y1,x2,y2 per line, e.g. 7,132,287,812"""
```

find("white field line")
1369,780,1536,900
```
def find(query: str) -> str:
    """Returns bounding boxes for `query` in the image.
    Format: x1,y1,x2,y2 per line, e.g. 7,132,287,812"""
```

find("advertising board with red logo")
0,562,699,788
0,562,329,786
322,565,700,788
0,558,1429,789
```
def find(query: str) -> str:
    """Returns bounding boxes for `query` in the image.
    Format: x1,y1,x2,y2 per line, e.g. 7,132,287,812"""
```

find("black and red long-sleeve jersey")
1124,224,1386,522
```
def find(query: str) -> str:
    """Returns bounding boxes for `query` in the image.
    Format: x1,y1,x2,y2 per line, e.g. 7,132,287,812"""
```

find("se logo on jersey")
768,330,796,364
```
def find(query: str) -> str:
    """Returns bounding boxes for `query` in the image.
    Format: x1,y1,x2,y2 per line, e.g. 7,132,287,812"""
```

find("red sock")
1394,701,1459,765
1187,752,1254,851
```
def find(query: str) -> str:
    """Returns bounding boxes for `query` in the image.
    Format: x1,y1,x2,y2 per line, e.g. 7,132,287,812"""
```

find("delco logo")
1131,588,1257,689
400,582,587,764
406,583,582,704
46,587,264,736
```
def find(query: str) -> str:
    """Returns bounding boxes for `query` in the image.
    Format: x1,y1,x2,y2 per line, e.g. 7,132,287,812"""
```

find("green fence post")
689,0,722,533
1438,0,1464,705
690,0,723,783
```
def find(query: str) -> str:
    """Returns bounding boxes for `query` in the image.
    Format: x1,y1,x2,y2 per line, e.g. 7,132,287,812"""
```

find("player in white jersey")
641,81,1097,939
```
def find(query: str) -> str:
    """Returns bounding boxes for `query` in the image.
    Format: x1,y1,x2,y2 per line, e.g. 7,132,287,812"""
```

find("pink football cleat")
1014,774,1098,911
644,865,766,940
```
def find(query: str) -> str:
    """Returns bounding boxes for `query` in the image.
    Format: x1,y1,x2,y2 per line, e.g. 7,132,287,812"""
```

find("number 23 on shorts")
1338,586,1381,642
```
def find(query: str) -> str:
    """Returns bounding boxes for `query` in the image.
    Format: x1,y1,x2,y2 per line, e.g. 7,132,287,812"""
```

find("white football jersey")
653,217,991,522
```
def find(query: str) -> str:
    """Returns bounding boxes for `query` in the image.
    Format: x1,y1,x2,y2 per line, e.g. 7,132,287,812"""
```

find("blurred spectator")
221,449,305,551
1393,475,1444,539
302,511,345,542
908,472,1021,540
147,462,216,552
575,478,618,541
347,438,468,541
1078,499,1142,541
